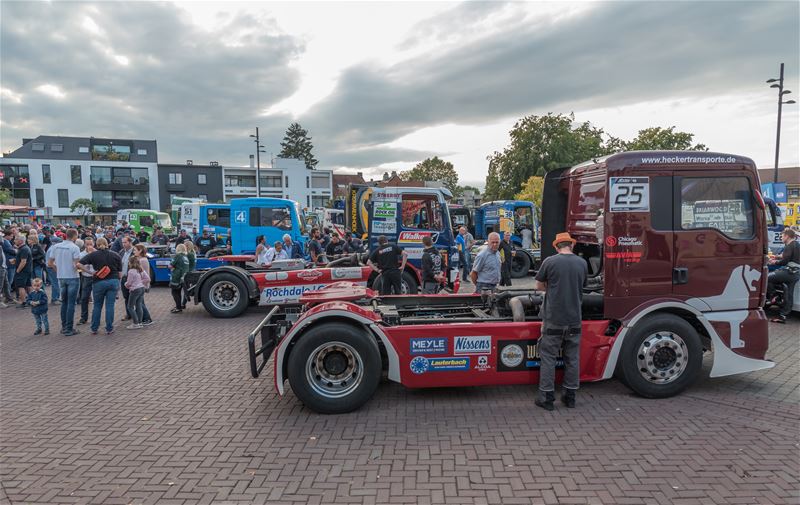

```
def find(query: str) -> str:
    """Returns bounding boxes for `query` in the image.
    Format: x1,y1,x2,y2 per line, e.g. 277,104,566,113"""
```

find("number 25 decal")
614,185,645,205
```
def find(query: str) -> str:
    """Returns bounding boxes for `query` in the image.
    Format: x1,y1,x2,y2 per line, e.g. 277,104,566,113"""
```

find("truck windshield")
158,214,172,229
401,195,444,231
514,206,534,231
139,215,154,227
206,208,230,228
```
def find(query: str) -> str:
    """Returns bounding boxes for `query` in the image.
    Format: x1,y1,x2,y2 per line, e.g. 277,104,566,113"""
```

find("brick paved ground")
1,285,798,505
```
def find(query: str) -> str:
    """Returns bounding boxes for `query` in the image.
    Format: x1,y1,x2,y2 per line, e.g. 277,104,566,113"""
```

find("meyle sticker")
331,267,364,280
609,177,650,212
409,357,470,374
454,336,491,355
410,337,447,355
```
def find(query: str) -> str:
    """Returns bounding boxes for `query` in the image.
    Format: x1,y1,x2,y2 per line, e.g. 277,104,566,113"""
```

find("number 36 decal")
610,177,650,212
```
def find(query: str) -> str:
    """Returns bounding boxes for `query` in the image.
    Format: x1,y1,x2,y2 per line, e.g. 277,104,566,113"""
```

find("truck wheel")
372,271,419,294
200,272,249,318
511,252,531,278
287,323,382,414
618,314,702,398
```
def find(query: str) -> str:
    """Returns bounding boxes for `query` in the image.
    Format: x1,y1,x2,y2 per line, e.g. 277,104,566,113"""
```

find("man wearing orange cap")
534,232,588,411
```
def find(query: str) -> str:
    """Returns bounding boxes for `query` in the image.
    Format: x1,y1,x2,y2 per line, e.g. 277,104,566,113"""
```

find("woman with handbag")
169,243,190,314
77,237,122,335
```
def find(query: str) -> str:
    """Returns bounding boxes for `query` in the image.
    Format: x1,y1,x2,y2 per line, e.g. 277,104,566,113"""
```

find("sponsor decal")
260,283,328,304
296,270,324,281
454,336,491,355
331,267,365,280
372,220,397,234
475,355,491,372
497,339,564,372
264,271,289,281
604,251,643,263
609,177,650,212
409,356,470,374
398,231,433,244
410,337,447,355
500,344,524,368
374,202,397,219
605,236,643,247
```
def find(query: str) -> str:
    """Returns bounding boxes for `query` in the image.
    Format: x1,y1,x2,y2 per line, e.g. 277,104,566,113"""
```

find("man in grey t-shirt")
534,232,588,411
470,232,501,293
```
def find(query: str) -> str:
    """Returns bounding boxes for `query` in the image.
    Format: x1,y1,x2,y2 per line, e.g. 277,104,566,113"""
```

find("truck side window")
401,196,444,231
207,208,231,228
514,206,533,231
139,216,153,228
679,177,754,240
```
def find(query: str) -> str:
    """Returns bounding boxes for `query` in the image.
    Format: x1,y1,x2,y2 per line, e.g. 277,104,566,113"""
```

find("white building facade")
223,157,333,209
2,136,159,223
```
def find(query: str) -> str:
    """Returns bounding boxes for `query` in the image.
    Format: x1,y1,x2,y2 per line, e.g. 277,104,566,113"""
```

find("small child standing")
124,256,150,330
26,278,50,335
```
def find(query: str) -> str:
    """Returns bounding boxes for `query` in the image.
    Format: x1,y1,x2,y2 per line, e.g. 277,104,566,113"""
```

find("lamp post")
766,63,797,183
249,128,267,198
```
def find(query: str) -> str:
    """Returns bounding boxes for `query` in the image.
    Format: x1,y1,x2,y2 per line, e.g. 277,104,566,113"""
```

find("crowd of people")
1,221,202,335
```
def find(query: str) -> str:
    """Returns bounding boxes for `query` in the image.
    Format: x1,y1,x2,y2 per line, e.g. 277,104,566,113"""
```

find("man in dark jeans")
367,235,408,295
767,228,800,323
534,232,588,411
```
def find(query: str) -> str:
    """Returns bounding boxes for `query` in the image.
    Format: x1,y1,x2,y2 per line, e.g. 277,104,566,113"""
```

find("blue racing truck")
473,200,540,277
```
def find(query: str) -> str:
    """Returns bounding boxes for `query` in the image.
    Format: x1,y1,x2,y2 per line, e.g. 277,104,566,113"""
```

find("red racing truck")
248,151,775,414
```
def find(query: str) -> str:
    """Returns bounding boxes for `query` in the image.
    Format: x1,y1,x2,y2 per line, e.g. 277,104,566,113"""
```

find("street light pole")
250,128,267,198
767,63,797,184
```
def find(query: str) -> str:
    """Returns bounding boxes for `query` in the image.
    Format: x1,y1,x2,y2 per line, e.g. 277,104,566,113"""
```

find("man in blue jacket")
282,234,303,259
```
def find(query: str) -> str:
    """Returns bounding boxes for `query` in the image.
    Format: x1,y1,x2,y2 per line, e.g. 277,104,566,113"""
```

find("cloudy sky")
1,0,798,187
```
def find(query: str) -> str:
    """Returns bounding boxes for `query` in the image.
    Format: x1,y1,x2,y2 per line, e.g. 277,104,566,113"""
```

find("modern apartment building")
2,135,159,223
223,156,333,209
157,161,225,211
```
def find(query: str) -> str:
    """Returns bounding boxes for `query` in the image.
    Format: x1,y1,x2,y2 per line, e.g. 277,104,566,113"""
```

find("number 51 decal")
610,177,650,212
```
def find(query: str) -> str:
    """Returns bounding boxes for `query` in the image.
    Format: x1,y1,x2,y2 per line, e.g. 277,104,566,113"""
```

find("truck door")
513,203,535,247
672,173,763,310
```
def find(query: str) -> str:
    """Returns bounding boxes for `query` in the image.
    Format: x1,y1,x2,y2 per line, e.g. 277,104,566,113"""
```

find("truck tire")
511,252,531,278
287,322,382,414
200,272,250,318
372,271,419,294
618,314,703,398
206,248,227,258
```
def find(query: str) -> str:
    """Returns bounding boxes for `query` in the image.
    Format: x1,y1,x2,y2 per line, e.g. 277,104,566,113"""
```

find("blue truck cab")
229,197,307,255
367,187,460,292
474,200,540,277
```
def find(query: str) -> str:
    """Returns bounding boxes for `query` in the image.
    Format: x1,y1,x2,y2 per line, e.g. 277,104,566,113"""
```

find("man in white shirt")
47,228,82,336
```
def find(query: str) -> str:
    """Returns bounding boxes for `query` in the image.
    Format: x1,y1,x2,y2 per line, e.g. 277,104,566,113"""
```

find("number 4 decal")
610,177,650,212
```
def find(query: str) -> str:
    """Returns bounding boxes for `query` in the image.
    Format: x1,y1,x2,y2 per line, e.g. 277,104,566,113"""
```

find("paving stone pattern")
1,286,798,504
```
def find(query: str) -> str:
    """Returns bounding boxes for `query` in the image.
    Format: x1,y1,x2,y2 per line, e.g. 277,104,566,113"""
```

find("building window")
306,176,310,188
260,175,282,188
70,165,82,184
32,143,45,152
42,164,51,183
36,189,45,207
285,176,289,187
224,175,255,187
169,173,183,185
50,144,63,152
79,146,89,153
198,173,207,185
198,194,208,201
311,175,329,189
58,189,69,208
137,148,147,156
91,144,131,161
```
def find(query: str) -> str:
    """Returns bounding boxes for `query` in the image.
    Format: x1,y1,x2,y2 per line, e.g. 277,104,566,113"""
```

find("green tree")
623,126,707,151
70,198,97,225
484,113,618,200
399,156,460,194
0,188,10,205
279,122,319,169
515,176,544,208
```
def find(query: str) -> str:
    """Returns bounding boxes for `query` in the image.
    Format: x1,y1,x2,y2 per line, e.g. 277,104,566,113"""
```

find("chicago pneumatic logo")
605,236,617,247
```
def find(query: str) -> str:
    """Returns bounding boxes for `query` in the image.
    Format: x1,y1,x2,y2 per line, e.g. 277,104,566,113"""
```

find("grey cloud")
321,145,445,169
306,1,799,164
1,1,304,163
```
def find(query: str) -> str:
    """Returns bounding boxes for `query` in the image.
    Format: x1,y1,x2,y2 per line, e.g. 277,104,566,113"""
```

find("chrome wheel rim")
636,332,687,384
209,281,239,311
305,341,363,398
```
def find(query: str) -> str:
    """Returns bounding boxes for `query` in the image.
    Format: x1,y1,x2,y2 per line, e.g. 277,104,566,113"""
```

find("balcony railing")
90,176,149,190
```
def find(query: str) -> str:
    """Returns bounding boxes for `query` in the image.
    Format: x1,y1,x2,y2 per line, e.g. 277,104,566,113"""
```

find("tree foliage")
279,122,319,169
622,126,707,151
484,113,617,200
515,176,544,208
70,198,97,216
400,156,460,194
0,188,10,205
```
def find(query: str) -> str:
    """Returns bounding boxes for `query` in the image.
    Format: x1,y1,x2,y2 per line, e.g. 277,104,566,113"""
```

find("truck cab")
448,204,474,236
366,187,460,292
229,197,307,255
117,209,173,236
180,202,232,245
